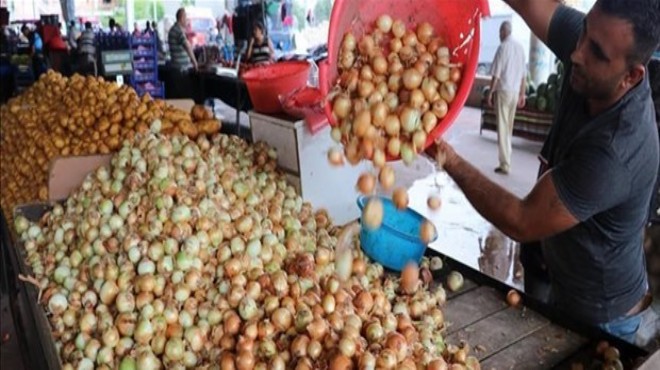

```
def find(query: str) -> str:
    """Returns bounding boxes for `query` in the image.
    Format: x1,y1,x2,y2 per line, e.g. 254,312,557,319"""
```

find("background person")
487,21,526,175
246,21,274,65
168,8,198,71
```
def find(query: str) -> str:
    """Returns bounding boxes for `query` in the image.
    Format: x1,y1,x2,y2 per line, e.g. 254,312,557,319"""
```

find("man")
66,20,78,50
487,21,526,175
77,22,96,75
168,8,198,72
429,0,660,343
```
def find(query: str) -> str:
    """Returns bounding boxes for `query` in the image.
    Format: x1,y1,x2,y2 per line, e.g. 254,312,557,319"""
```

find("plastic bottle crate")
135,81,164,99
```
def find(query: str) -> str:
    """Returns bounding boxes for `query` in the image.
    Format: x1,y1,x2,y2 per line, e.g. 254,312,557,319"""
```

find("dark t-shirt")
539,6,658,324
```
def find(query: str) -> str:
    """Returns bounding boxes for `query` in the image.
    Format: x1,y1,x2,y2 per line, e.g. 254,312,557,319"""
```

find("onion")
399,45,415,63
412,130,428,152
328,148,345,166
450,66,462,83
360,65,374,81
392,19,406,38
374,82,388,100
507,289,521,307
329,354,352,370
401,262,420,294
384,93,399,112
424,197,442,214
333,95,352,120
440,81,457,103
392,188,409,210
377,15,393,33
379,165,395,190
357,173,376,195
371,149,386,169
409,89,425,109
433,65,450,83
353,110,372,138
307,318,328,340
416,22,434,45
446,271,464,292
402,69,423,90
291,335,310,358
272,307,293,331
400,142,416,165
369,103,387,128
384,115,401,137
420,221,437,244
359,35,376,56
402,30,418,47
342,32,357,51
376,349,397,369
307,339,323,360
353,290,374,315
362,198,384,229
390,38,403,54
437,46,450,64
358,80,375,98
48,293,68,315
400,107,420,133
422,112,438,134
432,99,448,119
236,350,256,370
372,55,388,75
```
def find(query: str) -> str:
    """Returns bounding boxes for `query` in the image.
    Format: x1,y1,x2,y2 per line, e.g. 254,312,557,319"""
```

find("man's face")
179,11,187,26
569,7,636,100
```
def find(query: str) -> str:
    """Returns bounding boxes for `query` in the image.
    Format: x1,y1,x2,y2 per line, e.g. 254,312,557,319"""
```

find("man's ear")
624,64,646,89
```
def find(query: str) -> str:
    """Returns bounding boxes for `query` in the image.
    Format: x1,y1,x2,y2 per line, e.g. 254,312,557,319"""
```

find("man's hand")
487,91,494,108
425,139,458,170
517,94,526,108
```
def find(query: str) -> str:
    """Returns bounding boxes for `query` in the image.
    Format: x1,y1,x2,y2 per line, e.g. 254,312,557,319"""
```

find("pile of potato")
0,71,220,219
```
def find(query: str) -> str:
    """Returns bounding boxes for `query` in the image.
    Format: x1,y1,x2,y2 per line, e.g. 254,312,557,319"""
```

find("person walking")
487,21,526,175
429,0,660,344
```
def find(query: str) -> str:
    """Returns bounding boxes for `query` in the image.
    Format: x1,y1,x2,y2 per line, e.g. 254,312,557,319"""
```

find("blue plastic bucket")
356,196,437,271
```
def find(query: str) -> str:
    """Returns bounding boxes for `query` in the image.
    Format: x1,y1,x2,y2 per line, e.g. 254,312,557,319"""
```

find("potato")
197,119,222,135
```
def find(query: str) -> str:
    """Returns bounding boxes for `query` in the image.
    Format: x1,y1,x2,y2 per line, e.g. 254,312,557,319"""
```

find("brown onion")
402,69,423,90
392,187,409,210
379,165,396,190
420,221,437,244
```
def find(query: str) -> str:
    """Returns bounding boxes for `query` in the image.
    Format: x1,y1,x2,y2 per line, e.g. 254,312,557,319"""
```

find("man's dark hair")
69,20,75,27
176,8,185,22
85,22,92,30
109,18,116,28
596,0,660,65
253,21,266,34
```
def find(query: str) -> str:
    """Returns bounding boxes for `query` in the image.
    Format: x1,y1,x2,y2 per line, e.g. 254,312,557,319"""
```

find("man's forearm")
444,154,527,240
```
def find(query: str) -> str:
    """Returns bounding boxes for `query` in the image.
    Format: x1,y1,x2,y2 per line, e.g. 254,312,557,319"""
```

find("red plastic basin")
242,61,311,114
319,0,490,160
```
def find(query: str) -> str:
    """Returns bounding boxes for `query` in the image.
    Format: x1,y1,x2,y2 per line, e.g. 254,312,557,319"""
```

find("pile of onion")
331,15,463,167
15,127,480,369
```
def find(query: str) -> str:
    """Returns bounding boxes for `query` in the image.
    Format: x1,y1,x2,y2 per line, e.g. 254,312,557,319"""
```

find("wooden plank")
446,307,550,360
446,277,479,299
444,286,508,335
479,324,587,370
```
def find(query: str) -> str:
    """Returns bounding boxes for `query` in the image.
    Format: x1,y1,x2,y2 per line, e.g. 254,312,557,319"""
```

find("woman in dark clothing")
246,21,274,65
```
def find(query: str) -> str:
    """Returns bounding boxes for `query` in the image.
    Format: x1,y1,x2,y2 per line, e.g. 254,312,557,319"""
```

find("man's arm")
432,141,579,242
518,72,527,108
503,0,561,44
246,38,254,61
183,38,198,70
